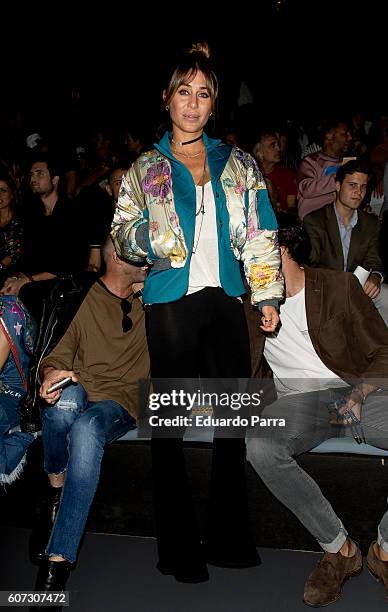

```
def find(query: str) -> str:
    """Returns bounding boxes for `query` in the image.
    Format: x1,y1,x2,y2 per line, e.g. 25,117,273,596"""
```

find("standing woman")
111,42,283,582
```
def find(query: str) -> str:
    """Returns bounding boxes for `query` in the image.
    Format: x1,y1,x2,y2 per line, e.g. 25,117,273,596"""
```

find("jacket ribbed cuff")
256,299,279,311
135,223,148,252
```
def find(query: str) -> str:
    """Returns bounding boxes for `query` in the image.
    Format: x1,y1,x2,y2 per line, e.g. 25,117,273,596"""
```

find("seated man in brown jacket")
303,160,388,325
246,217,388,606
31,237,150,595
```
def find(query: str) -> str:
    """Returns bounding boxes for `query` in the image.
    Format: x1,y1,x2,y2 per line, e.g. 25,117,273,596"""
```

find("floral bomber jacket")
111,133,283,307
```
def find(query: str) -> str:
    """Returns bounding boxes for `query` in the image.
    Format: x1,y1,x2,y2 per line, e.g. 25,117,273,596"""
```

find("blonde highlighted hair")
163,42,218,113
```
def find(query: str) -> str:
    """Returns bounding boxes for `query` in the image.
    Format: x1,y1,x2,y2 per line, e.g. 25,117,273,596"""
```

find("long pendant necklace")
192,155,207,255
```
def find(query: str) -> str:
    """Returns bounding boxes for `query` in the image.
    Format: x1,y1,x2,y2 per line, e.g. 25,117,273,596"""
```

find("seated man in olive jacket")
245,217,388,607
303,160,388,324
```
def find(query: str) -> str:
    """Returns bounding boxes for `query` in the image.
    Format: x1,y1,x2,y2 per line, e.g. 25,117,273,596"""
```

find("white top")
187,181,221,295
264,288,348,396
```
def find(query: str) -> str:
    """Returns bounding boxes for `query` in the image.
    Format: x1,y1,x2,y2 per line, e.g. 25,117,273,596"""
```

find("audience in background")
253,129,297,213
23,130,78,200
380,160,388,218
77,127,117,190
297,118,352,220
0,106,386,324
0,106,386,327
369,115,388,198
348,110,368,158
79,166,128,273
0,154,87,323
276,121,303,171
0,174,23,286
303,161,388,324
121,126,145,161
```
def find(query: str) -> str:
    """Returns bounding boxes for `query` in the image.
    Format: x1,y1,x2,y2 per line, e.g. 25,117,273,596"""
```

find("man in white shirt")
246,217,388,606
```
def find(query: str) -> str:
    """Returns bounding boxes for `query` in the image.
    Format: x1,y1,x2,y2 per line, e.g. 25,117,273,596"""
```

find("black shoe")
34,560,71,610
156,561,209,583
29,486,62,563
35,559,71,590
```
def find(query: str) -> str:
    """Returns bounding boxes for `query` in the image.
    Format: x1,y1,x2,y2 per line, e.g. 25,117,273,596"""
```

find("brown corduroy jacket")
244,266,388,391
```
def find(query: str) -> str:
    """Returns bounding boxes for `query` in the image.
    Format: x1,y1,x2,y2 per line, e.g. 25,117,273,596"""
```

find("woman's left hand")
260,305,279,333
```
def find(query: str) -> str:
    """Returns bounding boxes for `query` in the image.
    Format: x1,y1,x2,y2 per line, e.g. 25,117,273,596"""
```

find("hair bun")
188,42,210,59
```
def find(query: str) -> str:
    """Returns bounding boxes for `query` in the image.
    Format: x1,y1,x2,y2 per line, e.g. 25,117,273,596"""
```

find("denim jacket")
0,297,35,395
111,132,283,306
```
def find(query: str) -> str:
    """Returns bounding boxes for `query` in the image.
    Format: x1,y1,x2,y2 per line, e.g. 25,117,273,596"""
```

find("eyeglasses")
121,299,133,332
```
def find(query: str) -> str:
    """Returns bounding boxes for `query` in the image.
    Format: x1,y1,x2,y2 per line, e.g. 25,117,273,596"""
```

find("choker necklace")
171,134,203,147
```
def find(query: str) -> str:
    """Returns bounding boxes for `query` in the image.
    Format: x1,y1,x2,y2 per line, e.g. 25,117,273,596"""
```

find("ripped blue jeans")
41,382,135,563
1,389,35,484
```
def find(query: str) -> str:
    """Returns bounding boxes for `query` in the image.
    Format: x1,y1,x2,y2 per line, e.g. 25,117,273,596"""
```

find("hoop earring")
165,105,169,111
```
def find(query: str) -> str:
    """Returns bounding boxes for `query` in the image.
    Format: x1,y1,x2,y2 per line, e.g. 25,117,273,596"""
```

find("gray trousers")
246,387,388,553
373,283,388,326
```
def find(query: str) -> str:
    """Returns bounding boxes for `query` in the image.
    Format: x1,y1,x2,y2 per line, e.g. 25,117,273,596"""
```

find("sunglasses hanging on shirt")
121,299,133,333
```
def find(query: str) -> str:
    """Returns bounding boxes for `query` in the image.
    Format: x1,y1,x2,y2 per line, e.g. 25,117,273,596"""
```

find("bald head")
101,237,148,288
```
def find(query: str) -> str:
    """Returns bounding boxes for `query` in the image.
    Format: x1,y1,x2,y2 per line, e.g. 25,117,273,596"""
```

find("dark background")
0,0,384,143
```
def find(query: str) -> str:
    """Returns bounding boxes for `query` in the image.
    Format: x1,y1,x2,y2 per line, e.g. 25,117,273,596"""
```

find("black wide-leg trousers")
146,287,259,570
